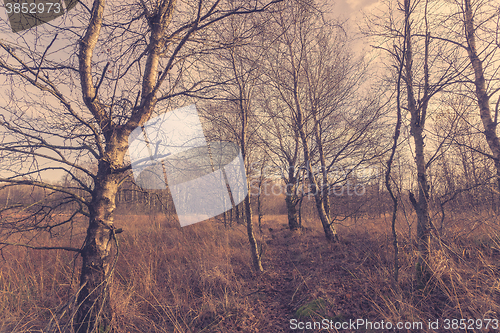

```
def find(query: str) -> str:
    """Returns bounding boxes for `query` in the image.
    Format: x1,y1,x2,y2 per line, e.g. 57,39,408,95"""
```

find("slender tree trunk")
463,0,500,195
235,204,241,224
256,161,267,233
293,71,337,242
230,207,233,227
5,187,10,207
241,156,262,271
298,195,303,228
298,125,337,241
285,166,300,231
232,52,263,271
308,159,338,242
404,0,431,287
385,29,404,283
313,110,330,217
257,187,263,233
245,194,263,271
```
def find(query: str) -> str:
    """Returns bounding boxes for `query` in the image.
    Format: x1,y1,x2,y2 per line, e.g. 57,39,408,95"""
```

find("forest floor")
234,218,382,332
1,213,500,332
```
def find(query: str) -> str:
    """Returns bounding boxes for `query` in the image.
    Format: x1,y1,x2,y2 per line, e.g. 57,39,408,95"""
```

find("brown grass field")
1,212,500,332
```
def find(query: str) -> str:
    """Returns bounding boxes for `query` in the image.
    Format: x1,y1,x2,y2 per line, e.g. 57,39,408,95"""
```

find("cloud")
331,0,383,22
346,0,381,10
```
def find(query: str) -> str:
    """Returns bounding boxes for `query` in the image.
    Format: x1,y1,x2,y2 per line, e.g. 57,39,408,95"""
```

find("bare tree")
365,0,467,286
258,93,303,231
416,0,500,215
259,1,336,240
460,0,500,194
201,12,267,271
260,0,385,241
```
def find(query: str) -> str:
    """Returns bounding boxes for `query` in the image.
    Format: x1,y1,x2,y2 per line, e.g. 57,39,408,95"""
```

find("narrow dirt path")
237,220,384,332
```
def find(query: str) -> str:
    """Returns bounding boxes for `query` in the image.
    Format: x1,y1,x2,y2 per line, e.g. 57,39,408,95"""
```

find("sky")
329,0,385,63
0,0,384,40
0,0,385,183
333,0,381,20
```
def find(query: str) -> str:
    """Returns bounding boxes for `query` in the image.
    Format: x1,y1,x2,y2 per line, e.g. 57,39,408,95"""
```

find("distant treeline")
1,169,497,224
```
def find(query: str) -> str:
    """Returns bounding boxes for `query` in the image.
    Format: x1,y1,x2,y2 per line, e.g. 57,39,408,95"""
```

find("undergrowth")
1,213,499,332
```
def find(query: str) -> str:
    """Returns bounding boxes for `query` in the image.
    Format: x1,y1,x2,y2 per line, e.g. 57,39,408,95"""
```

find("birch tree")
460,0,500,194
201,12,266,270
365,0,466,286
262,0,384,241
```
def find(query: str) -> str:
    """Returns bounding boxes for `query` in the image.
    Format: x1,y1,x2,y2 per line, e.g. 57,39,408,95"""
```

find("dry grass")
1,212,500,332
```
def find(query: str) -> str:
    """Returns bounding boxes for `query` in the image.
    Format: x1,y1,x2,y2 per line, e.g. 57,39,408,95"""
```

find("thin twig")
35,34,58,83
0,242,81,252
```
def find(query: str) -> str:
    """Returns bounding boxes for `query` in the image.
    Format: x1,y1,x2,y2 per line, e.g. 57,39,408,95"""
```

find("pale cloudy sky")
332,0,382,21
328,0,386,67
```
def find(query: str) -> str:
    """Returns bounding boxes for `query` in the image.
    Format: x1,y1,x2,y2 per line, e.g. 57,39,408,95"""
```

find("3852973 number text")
5,2,61,14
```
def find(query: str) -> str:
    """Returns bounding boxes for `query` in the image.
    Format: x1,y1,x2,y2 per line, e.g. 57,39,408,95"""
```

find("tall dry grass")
0,245,78,332
336,213,500,332
0,214,260,332
1,212,500,332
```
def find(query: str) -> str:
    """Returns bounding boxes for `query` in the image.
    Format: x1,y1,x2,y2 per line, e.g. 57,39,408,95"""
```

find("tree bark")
233,51,263,271
404,0,431,287
463,0,500,195
245,194,263,271
75,162,119,332
285,165,300,231
75,0,114,330
297,106,337,242
257,188,263,233
292,64,337,242
74,126,130,332
312,109,330,217
385,27,405,283
242,127,262,271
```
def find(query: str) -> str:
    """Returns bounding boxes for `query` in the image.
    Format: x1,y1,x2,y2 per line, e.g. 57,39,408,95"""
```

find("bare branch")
0,242,81,252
